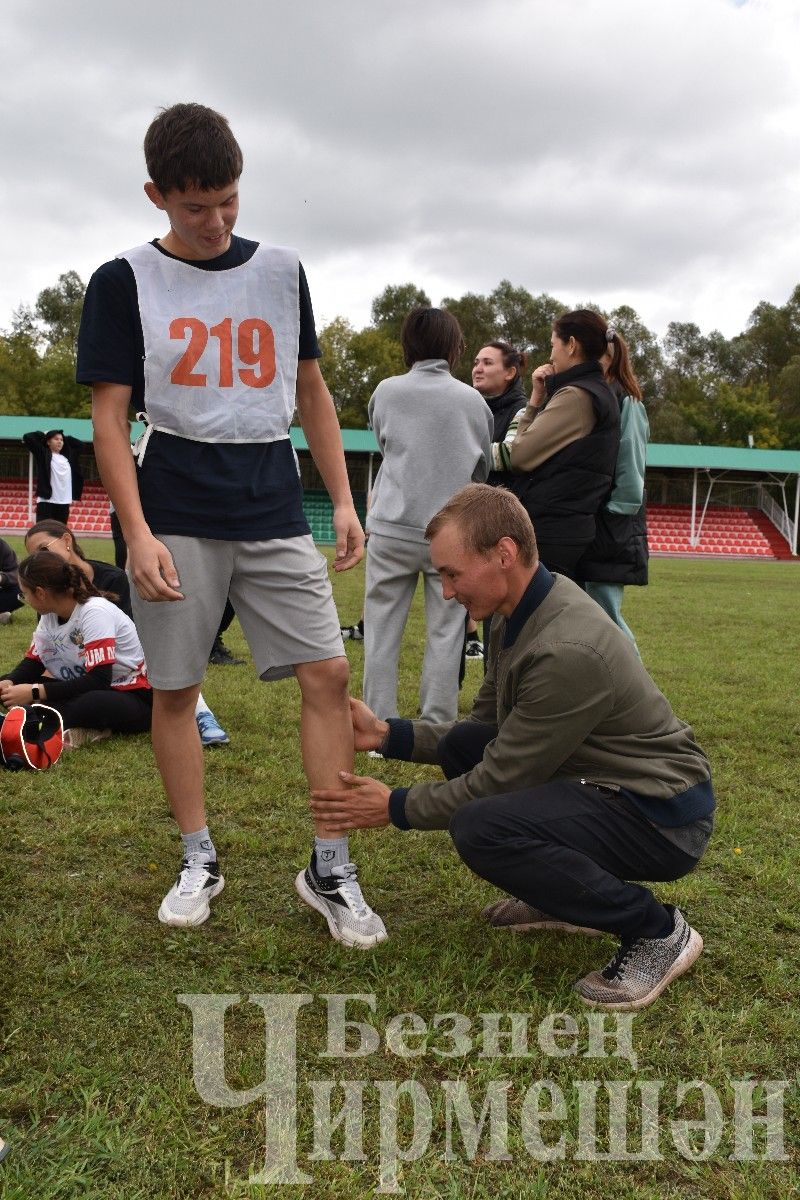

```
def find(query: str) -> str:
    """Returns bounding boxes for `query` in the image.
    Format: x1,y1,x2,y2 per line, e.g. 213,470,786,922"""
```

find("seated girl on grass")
0,549,152,750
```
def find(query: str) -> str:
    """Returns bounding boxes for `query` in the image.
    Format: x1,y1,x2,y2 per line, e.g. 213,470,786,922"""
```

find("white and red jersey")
26,597,150,691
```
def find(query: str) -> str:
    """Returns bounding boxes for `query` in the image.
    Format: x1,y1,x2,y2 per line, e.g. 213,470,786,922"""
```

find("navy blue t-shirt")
77,236,319,540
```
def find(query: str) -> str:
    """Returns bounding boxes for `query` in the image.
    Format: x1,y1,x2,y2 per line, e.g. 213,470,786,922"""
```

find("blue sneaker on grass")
196,710,230,747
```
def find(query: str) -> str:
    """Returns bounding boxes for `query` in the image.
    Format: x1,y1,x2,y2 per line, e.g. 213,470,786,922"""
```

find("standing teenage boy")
77,102,386,948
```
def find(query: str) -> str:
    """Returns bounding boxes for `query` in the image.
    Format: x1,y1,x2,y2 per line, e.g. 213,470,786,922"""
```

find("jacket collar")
545,358,604,399
484,376,527,416
409,359,451,374
503,564,555,647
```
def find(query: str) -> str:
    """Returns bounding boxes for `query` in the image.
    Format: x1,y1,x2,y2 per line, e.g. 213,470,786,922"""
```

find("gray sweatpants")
363,532,465,723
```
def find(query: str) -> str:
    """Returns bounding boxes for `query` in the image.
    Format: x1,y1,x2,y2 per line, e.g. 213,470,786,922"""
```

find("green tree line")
2,272,799,448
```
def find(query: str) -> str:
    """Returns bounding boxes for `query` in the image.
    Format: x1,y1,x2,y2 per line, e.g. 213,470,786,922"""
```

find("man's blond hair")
425,484,538,566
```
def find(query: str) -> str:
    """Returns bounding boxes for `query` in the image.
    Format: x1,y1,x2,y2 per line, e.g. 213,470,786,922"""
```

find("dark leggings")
437,721,698,942
217,599,236,638
110,510,127,569
48,688,153,734
36,502,70,524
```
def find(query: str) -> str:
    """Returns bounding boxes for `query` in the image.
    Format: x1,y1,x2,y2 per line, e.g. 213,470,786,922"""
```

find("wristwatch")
31,685,41,702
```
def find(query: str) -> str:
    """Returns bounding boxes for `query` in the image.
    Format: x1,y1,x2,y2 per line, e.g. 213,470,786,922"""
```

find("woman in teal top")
577,330,649,651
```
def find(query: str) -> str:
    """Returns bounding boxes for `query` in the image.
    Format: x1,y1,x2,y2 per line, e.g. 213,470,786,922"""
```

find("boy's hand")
349,697,389,751
127,533,184,602
310,772,391,833
332,503,365,572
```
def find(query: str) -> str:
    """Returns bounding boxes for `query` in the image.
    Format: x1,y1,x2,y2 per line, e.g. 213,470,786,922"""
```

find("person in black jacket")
22,429,84,523
25,520,133,617
493,310,620,580
0,538,23,623
469,341,529,663
471,341,529,487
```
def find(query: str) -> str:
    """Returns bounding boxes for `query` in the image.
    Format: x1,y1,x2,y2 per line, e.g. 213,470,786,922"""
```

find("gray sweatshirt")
366,360,493,543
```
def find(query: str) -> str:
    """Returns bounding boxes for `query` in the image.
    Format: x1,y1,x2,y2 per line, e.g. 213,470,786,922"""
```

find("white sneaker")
295,857,387,948
158,855,224,927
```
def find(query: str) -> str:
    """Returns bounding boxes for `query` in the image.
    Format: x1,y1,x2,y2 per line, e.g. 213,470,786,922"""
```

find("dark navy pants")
438,721,698,942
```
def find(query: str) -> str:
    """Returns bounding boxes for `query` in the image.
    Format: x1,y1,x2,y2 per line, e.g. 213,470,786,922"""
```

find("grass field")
1,541,798,1199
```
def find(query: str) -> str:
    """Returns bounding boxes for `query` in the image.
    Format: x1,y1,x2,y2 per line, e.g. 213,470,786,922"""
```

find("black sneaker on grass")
295,855,387,948
158,855,225,927
574,905,703,1011
209,636,244,666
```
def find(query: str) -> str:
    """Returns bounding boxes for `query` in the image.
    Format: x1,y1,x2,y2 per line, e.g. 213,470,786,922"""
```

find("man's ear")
496,537,519,569
144,181,167,211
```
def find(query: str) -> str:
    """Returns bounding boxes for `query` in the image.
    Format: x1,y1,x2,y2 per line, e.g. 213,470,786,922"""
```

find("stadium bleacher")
0,481,791,559
647,503,792,560
0,481,370,546
0,479,111,535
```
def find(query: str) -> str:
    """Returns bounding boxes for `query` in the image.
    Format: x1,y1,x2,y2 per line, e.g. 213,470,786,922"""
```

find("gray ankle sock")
181,826,216,863
314,836,349,877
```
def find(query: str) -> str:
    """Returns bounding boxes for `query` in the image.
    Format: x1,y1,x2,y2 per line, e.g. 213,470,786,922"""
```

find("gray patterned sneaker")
295,857,388,948
158,855,224,927
62,727,112,750
482,897,604,935
574,906,703,1011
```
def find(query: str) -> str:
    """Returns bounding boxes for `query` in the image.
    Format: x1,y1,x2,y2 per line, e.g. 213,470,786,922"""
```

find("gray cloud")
1,0,798,343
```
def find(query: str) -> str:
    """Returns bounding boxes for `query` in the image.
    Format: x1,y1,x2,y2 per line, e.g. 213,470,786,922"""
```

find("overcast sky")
1,0,798,347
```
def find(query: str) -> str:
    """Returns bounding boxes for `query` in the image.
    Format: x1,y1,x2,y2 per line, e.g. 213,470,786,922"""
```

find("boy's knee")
297,655,350,699
153,685,200,717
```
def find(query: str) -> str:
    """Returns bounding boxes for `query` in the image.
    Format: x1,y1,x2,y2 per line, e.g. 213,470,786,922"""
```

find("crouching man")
311,483,714,1011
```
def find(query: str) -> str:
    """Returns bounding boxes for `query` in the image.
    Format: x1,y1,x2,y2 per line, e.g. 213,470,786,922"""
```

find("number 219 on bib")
170,317,276,389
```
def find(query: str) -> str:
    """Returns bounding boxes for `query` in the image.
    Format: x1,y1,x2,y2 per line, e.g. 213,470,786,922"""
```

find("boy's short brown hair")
144,102,243,195
425,484,538,566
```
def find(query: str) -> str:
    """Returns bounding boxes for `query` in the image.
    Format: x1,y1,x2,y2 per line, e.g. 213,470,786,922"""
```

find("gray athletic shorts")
131,534,345,690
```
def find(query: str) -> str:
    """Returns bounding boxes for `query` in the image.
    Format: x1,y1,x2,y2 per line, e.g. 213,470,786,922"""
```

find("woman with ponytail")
496,309,620,579
577,332,650,649
0,550,152,748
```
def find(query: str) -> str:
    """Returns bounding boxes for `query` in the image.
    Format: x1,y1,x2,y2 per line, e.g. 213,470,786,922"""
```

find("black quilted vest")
509,361,619,545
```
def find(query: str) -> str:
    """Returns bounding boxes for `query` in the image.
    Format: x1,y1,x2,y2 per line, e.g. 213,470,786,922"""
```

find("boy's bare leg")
152,684,205,832
294,657,353,835
294,656,387,947
152,684,224,928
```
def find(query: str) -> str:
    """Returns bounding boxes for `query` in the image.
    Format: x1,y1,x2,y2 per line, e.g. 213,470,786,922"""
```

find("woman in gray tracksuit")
363,308,493,723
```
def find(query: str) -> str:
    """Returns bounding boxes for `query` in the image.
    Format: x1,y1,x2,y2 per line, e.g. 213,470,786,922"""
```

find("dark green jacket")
387,569,712,831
